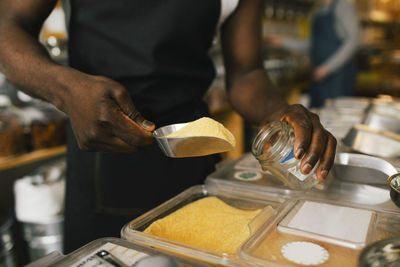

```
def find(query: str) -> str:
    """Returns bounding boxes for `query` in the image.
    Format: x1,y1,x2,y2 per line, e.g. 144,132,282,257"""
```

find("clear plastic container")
206,153,399,212
240,198,400,267
251,121,320,190
121,184,288,266
210,155,298,196
26,237,209,267
117,176,400,267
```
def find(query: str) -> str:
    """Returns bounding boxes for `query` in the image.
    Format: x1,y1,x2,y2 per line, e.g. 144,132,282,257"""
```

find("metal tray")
342,124,400,158
333,153,398,185
363,111,400,134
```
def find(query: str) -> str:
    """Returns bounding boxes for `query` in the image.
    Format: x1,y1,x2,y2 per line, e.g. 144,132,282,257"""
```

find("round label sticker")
281,241,329,265
234,171,262,181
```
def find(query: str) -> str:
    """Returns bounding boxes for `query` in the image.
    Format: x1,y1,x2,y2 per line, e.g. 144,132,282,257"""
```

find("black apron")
63,0,221,253
310,0,357,108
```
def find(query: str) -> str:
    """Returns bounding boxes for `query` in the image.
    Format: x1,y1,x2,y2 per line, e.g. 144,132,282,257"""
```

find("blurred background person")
267,0,360,108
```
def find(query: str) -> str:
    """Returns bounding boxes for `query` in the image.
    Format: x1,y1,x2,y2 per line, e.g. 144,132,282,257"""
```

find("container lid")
207,153,398,213
238,198,400,267
206,154,300,198
277,200,375,249
207,153,334,193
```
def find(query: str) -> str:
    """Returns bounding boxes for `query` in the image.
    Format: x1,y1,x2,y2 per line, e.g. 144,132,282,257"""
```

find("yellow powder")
143,196,264,254
166,117,236,147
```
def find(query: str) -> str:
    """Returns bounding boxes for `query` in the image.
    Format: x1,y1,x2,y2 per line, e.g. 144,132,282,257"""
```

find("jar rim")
251,121,289,160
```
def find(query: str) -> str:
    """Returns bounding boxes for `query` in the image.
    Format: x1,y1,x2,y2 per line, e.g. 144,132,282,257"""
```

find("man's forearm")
0,21,70,109
227,68,289,126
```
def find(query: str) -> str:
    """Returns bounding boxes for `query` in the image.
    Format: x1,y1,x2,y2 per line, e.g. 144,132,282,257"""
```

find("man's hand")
277,104,336,182
61,71,155,153
265,35,283,47
314,65,330,81
219,0,336,181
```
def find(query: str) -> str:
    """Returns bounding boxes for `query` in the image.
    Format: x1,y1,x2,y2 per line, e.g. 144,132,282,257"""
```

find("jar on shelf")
251,120,319,190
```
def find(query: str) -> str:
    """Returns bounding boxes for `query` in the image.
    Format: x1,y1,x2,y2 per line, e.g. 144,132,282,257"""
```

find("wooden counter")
0,145,66,172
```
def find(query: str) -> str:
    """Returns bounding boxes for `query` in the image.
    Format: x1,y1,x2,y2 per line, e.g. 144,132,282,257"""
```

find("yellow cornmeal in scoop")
166,117,236,147
143,196,262,254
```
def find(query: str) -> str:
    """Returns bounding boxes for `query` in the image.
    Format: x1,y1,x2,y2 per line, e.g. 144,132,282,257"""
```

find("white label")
280,155,309,182
281,241,329,265
287,163,309,182
70,242,149,267
286,201,373,246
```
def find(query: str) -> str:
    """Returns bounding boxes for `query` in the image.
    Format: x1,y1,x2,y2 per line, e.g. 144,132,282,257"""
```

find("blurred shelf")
0,145,66,171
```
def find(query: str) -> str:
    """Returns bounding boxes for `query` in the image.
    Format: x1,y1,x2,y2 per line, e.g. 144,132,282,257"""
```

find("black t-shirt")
64,0,220,122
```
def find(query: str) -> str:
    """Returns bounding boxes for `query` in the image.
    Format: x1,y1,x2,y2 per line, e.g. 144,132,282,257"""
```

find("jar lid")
251,121,289,160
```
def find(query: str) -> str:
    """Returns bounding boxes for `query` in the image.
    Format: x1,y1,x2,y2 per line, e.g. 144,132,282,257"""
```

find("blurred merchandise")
314,97,370,139
315,96,400,144
359,237,400,267
22,219,64,262
25,237,206,267
18,103,67,150
39,1,68,65
0,93,67,161
0,95,26,159
14,159,66,261
355,0,400,98
0,210,17,267
261,0,314,100
388,173,400,209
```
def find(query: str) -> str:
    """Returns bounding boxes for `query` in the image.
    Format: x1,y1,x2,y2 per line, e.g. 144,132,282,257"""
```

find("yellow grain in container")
167,117,236,148
143,196,269,254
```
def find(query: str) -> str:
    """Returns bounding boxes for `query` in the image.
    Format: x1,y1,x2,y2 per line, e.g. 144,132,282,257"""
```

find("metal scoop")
152,123,234,158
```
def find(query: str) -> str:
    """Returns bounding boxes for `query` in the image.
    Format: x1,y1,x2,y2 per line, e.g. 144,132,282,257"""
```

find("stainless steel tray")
368,101,400,117
342,124,400,158
363,111,400,134
333,153,398,185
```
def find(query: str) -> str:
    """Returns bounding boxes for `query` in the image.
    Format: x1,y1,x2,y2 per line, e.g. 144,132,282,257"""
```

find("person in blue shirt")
268,0,360,107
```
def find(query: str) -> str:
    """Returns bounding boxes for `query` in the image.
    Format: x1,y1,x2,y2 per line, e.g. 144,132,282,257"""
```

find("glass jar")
251,121,319,190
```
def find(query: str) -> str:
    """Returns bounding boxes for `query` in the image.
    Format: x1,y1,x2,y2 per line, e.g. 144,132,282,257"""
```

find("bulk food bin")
26,237,209,267
206,153,399,212
120,184,400,266
239,198,400,267
121,184,289,266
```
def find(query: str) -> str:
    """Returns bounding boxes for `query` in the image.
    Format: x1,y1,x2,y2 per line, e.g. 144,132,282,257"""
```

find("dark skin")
0,0,336,181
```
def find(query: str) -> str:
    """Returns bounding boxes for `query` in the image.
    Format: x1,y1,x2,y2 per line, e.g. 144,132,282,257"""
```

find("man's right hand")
0,0,154,154
60,71,155,153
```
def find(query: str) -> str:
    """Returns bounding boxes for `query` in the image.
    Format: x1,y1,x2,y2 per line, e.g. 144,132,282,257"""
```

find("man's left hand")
278,104,337,182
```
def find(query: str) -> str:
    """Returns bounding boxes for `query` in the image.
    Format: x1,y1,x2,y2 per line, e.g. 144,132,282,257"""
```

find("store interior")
0,0,400,266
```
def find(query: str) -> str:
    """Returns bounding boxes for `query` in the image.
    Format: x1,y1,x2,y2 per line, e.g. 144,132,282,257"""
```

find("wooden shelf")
0,145,66,171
